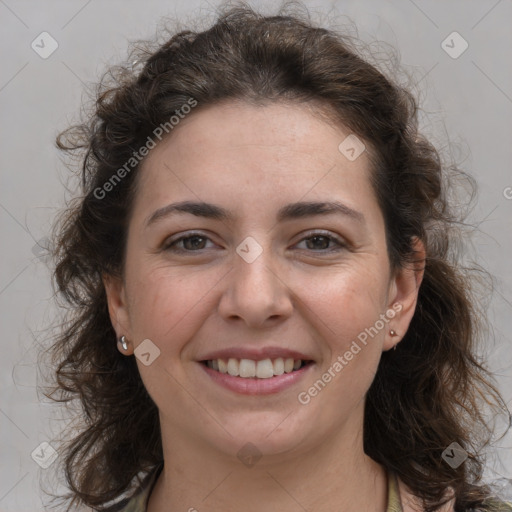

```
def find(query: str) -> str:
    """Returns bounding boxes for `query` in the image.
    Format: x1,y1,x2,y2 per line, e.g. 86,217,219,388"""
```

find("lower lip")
199,362,314,395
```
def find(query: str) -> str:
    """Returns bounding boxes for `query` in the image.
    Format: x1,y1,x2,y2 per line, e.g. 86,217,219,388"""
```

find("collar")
387,470,404,511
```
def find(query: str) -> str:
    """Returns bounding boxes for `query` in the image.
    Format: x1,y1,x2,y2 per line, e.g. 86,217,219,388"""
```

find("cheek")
298,274,387,425
125,266,220,399
300,264,389,343
127,253,389,346
295,264,388,406
125,262,224,345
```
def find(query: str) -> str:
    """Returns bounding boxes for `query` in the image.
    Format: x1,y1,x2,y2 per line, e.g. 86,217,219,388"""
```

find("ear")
103,273,134,355
382,237,425,351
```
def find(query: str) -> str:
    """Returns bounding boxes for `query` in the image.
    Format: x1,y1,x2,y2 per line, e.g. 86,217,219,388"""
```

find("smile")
199,357,315,395
202,357,312,378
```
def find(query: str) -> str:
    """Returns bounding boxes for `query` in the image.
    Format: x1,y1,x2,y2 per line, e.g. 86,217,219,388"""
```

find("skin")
104,100,425,512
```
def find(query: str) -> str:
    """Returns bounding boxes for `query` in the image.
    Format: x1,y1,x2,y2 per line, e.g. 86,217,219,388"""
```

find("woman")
43,2,512,511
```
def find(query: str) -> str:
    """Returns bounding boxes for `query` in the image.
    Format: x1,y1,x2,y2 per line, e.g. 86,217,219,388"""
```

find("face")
104,100,423,462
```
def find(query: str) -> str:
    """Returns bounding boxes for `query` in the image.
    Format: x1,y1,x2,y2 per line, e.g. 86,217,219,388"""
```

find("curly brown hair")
40,2,510,511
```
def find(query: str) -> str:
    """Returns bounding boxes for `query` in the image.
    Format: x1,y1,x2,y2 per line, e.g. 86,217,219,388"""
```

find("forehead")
139,102,369,185
187,100,359,154
132,100,379,226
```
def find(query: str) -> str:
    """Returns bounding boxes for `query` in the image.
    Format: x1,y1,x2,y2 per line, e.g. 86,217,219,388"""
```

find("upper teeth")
206,358,303,378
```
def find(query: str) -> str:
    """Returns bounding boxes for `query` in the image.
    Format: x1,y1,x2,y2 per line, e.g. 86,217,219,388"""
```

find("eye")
295,231,347,252
162,230,347,254
163,232,216,253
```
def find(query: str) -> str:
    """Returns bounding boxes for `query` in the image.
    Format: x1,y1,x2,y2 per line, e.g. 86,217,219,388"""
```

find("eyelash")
163,231,348,254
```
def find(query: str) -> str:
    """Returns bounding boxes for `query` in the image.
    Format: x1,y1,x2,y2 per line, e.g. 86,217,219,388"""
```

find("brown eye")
305,235,331,250
296,232,346,252
164,233,215,253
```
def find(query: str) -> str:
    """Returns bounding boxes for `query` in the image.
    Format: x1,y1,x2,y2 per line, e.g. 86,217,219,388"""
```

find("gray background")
0,0,511,510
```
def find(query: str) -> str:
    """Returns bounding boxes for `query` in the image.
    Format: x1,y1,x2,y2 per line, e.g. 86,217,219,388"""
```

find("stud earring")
119,335,128,351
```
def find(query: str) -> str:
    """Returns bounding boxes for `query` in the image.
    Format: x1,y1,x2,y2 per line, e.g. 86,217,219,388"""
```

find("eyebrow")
145,200,366,228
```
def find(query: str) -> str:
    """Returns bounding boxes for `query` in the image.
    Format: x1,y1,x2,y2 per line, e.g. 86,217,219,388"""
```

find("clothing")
111,462,512,512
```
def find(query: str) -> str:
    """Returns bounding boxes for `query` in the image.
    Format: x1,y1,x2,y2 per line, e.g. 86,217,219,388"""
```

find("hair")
41,1,510,511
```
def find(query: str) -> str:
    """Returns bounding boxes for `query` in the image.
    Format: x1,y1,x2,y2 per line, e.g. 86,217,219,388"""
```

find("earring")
119,335,128,351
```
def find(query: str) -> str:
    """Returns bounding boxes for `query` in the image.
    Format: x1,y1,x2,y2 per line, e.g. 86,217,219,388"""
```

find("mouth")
199,357,315,395
201,357,314,379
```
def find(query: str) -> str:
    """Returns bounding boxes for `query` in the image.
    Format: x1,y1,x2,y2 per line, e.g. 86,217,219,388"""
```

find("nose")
217,240,294,329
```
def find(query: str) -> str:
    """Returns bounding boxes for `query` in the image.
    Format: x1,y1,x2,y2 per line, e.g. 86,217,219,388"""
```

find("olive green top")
111,463,512,512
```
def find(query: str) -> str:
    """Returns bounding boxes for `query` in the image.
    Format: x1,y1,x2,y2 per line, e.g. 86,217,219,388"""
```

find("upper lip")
199,346,314,362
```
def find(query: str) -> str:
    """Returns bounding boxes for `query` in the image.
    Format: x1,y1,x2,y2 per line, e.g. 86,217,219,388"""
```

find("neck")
147,413,388,512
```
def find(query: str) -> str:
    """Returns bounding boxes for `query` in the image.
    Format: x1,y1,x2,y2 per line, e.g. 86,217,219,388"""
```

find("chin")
201,411,312,462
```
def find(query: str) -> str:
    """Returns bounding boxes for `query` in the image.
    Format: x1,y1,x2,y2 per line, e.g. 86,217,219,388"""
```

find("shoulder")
108,463,164,512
